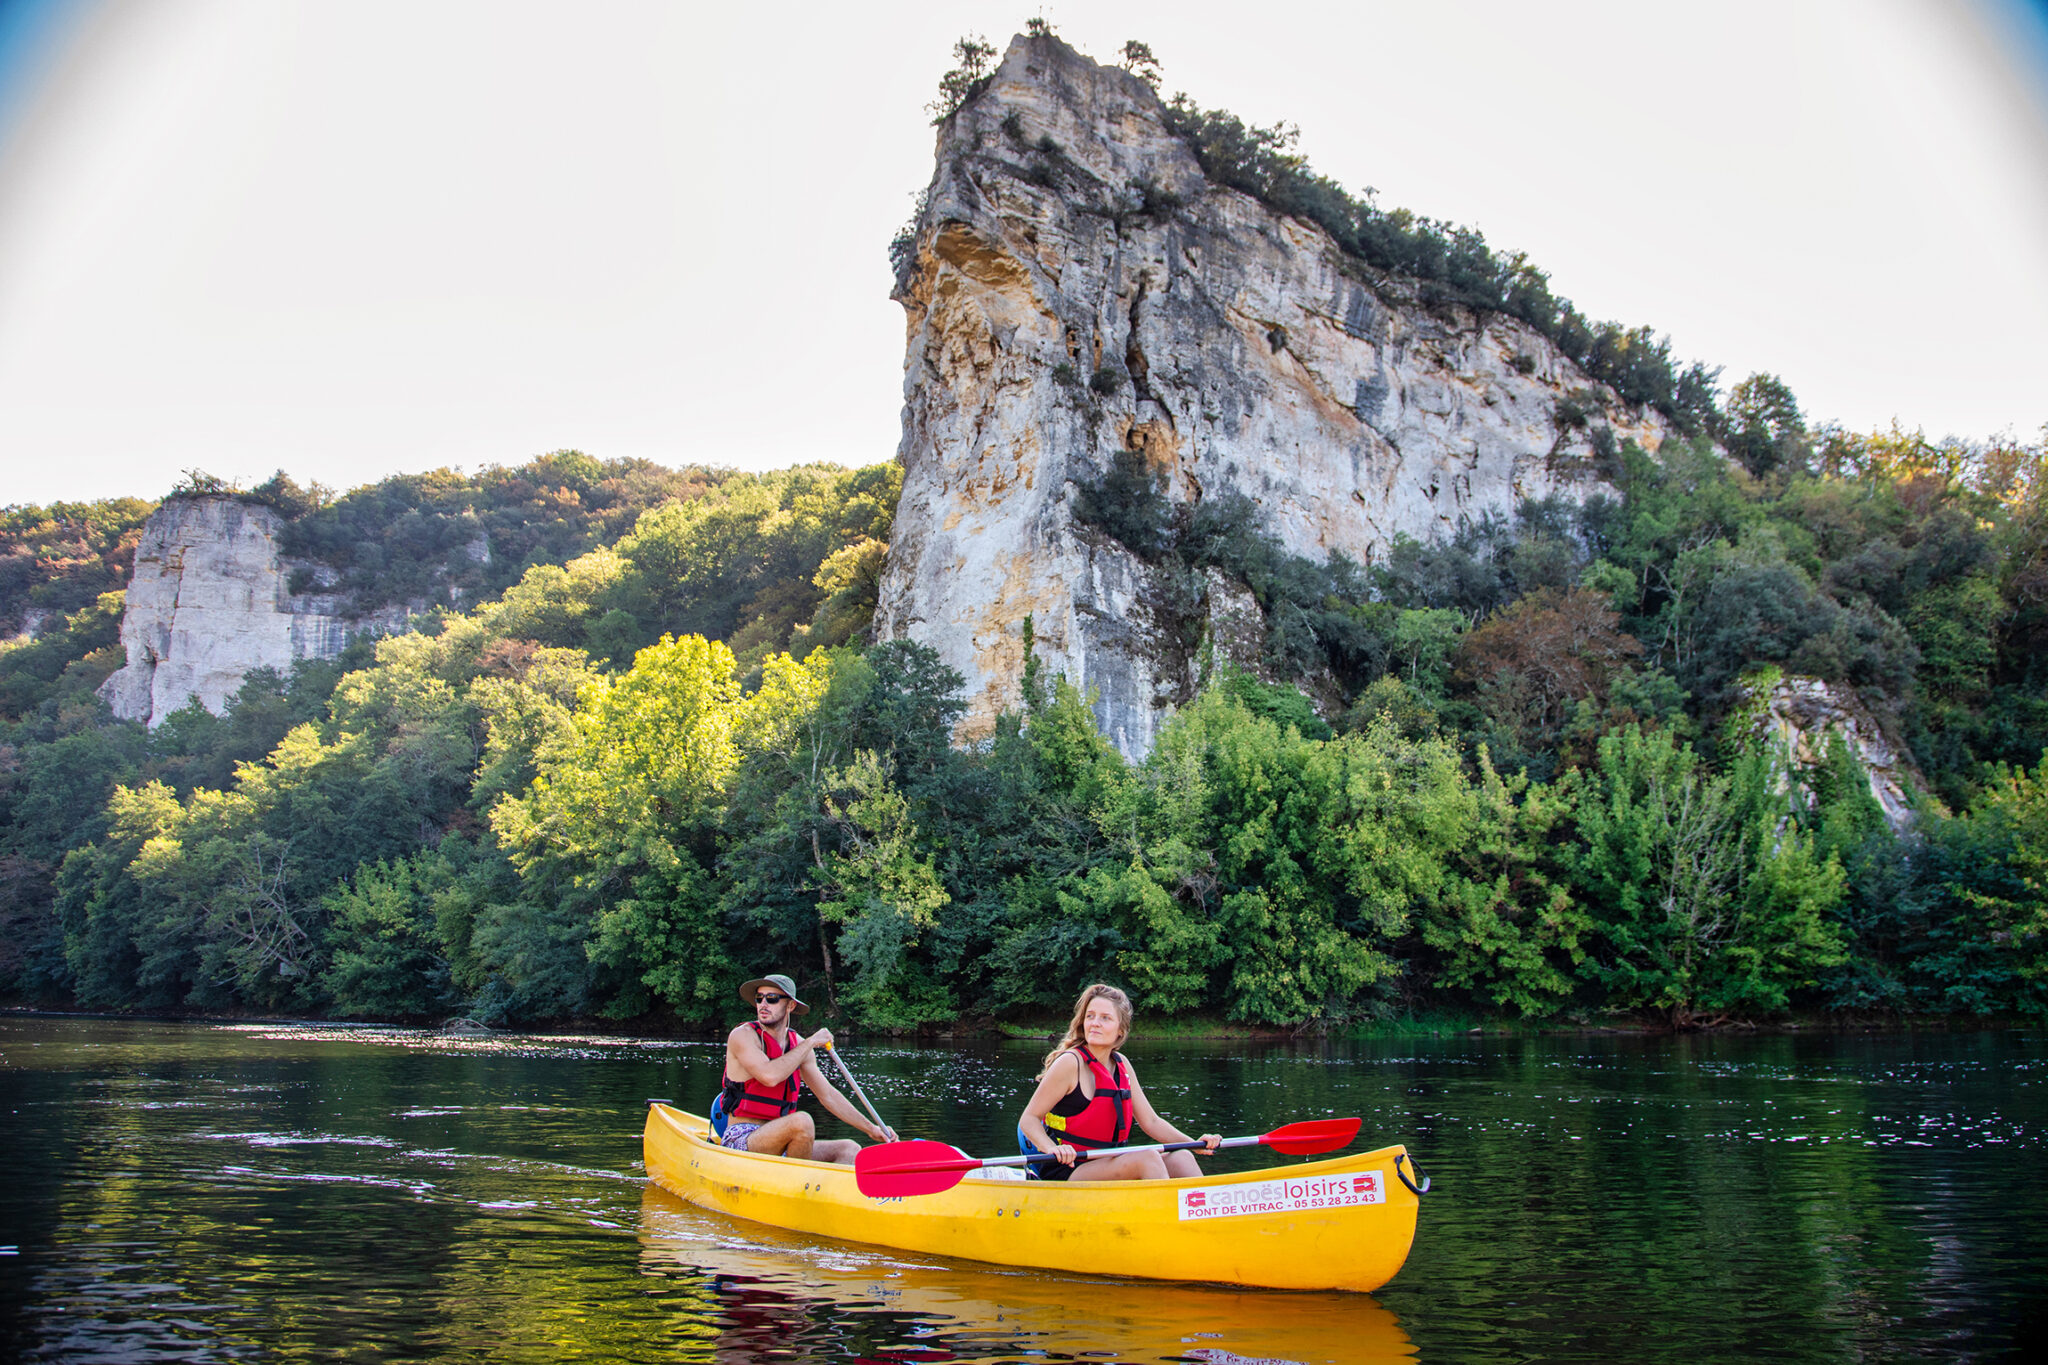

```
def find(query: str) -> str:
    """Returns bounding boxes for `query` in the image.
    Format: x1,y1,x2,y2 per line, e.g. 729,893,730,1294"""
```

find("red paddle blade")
854,1139,979,1198
1259,1117,1362,1155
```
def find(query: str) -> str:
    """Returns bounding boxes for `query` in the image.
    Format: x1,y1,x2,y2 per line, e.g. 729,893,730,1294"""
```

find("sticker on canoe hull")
1177,1170,1384,1221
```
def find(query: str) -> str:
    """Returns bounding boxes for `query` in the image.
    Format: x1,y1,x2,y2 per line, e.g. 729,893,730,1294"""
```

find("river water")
0,1015,2040,1363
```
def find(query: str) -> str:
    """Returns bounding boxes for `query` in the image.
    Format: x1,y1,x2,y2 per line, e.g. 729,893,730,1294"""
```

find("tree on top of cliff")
1119,41,1162,88
168,469,237,498
276,453,734,617
162,468,335,520
929,35,997,124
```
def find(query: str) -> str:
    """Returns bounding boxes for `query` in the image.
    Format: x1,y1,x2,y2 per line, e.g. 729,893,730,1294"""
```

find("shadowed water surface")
0,1016,2041,1362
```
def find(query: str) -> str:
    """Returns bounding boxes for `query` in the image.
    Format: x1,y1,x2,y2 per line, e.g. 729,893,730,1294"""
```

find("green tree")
1724,373,1810,478
1418,765,1587,1016
1939,756,2048,1011
1566,727,1845,1021
811,750,951,1024
794,537,890,654
1107,692,1403,1023
0,591,128,720
931,35,997,123
491,634,816,1019
321,852,463,1017
55,780,185,1007
1119,40,1162,87
1904,574,2001,701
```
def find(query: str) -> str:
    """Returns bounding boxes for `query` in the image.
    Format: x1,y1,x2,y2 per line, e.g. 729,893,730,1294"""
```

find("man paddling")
716,974,895,1163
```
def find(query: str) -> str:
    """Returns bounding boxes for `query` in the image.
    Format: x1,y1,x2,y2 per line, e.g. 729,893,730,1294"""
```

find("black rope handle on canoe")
1395,1153,1432,1195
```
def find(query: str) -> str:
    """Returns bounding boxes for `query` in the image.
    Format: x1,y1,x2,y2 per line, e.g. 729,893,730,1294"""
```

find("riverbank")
8,1000,2037,1042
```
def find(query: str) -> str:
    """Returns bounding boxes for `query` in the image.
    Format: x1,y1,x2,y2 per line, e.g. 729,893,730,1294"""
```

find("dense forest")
4,35,2045,1030
5,415,2044,1030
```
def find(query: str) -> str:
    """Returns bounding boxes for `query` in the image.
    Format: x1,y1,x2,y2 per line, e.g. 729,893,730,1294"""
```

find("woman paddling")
1018,983,1221,1181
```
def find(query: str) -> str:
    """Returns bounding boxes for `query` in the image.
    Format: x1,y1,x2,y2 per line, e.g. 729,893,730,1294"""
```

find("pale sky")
1,0,2044,507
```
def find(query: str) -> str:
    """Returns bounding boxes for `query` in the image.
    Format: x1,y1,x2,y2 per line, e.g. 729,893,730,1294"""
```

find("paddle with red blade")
854,1117,1363,1198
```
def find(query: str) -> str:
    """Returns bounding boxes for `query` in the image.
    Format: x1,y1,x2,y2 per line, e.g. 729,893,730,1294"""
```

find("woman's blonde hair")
1040,983,1133,1075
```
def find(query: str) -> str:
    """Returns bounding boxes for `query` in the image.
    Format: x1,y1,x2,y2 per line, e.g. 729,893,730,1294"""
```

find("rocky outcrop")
98,497,410,726
6,609,49,647
1743,673,1919,832
874,34,1673,758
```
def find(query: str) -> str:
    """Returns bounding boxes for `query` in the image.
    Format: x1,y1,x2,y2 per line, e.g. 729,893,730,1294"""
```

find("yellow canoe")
643,1103,1422,1293
639,1182,1418,1363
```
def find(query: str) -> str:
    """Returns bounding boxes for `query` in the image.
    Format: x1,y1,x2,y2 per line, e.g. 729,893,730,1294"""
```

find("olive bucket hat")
737,973,809,1016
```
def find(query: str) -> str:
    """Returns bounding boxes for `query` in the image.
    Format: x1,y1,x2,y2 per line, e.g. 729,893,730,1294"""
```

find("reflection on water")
0,1016,2042,1362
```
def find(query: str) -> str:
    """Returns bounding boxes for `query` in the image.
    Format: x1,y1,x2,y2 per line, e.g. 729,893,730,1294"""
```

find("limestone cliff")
875,34,1673,757
99,497,408,726
1744,673,1921,833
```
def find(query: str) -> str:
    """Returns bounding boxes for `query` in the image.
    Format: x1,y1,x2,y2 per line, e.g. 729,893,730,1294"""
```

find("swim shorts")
720,1121,763,1152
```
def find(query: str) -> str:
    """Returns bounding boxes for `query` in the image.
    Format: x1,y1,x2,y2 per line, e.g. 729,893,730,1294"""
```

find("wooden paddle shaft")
823,1044,890,1136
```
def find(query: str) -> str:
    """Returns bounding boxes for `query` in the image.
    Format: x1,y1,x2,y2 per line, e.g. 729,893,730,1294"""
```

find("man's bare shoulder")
725,1022,761,1047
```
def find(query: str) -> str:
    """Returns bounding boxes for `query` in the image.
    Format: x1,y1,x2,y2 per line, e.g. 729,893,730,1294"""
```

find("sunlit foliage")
3,395,2046,1030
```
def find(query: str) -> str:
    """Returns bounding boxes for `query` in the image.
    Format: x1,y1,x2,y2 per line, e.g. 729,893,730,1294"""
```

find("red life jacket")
723,1023,802,1122
1043,1047,1133,1149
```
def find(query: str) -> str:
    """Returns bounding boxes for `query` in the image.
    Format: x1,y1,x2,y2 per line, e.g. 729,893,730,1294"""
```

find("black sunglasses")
755,992,787,1004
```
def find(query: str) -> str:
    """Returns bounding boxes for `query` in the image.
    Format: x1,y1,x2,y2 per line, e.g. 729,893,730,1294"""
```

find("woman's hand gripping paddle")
853,1117,1363,1198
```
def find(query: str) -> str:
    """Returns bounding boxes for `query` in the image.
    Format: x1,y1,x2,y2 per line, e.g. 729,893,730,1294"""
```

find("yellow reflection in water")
639,1183,1414,1364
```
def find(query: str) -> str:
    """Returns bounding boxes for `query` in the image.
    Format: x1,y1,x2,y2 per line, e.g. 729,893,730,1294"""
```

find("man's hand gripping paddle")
822,1042,898,1144
853,1117,1363,1198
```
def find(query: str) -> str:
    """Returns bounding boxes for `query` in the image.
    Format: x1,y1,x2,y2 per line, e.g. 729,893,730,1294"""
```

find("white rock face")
98,497,398,726
875,35,1673,758
1746,673,1920,832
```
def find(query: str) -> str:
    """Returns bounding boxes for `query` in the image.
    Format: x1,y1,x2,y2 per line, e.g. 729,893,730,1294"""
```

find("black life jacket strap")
1109,1048,1131,1143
